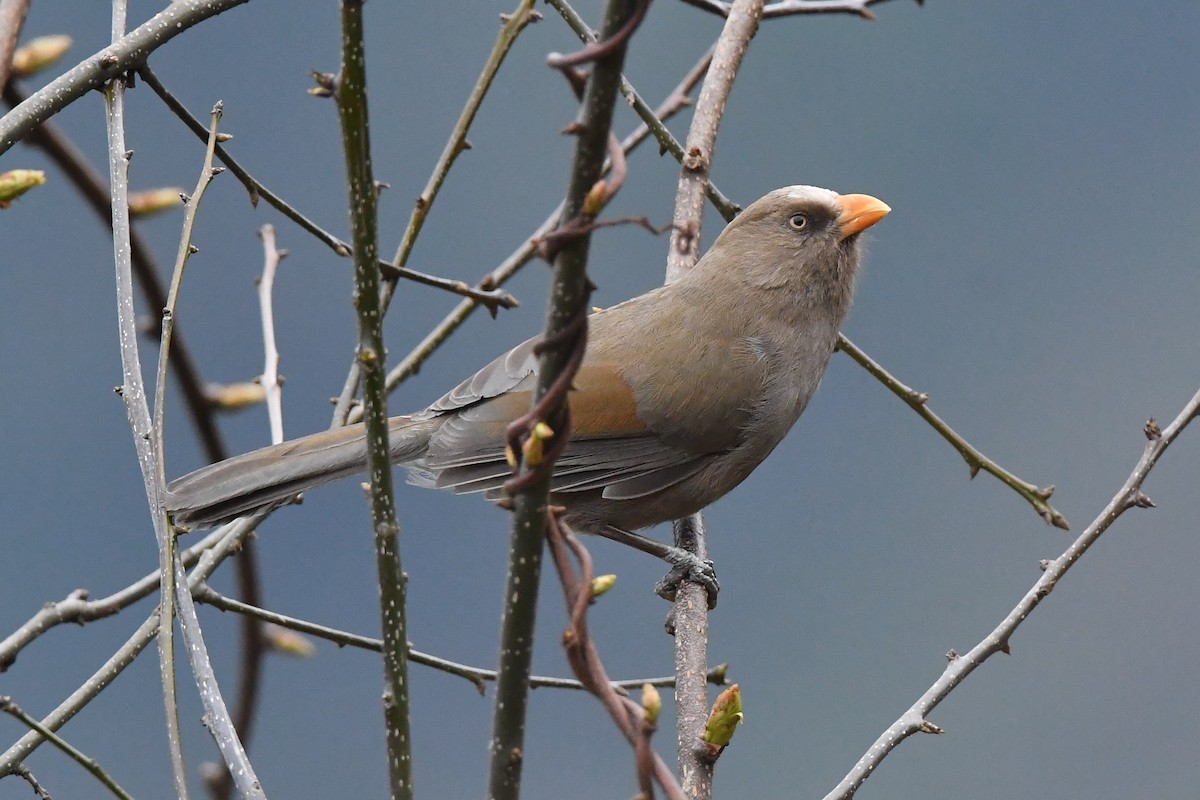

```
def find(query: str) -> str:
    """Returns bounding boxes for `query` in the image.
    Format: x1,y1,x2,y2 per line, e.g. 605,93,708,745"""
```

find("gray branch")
823,390,1200,800
0,0,252,155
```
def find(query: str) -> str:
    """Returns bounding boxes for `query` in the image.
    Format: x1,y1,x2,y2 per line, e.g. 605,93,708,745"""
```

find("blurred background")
3,1,1199,798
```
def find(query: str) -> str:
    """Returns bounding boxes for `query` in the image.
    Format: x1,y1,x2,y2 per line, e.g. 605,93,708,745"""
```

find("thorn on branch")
554,64,590,100
309,71,336,97
1131,491,1156,509
501,10,543,24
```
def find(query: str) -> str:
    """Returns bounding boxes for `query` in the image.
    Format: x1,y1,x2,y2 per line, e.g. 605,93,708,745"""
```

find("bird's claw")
655,550,719,609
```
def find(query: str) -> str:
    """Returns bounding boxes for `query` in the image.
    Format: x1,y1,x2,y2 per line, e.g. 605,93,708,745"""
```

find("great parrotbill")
167,186,890,595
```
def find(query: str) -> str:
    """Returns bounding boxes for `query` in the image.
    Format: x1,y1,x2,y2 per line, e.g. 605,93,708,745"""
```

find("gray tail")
167,415,438,528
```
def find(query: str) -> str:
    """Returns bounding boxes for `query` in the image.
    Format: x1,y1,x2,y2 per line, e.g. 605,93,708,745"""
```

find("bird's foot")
654,548,719,609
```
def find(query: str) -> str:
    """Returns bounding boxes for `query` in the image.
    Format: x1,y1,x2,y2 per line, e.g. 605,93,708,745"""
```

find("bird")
167,185,890,600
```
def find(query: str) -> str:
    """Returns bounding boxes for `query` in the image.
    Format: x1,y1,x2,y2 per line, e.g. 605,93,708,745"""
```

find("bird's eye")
788,213,808,231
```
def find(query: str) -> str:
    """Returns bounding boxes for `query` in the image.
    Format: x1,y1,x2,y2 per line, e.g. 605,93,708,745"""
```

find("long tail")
166,415,440,528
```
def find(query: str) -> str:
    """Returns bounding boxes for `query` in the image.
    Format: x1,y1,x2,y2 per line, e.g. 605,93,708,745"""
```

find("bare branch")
333,2,413,795
0,527,227,671
377,261,519,313
194,584,729,694
0,695,134,800
150,98,264,800
0,0,252,154
543,510,687,800
137,63,351,256
257,225,287,444
824,388,1200,800
0,516,261,777
836,335,1069,528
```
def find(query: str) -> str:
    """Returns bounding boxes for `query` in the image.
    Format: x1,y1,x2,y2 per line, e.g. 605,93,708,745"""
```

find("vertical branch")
335,2,413,797
152,98,266,800
153,103,223,799
486,2,643,799
663,2,763,798
101,2,190,796
256,225,286,444
332,0,540,424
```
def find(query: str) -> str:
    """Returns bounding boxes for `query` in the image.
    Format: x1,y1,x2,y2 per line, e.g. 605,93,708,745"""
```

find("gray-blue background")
3,1,1198,798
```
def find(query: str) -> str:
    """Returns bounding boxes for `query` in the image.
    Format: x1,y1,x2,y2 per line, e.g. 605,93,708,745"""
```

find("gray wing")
411,334,715,500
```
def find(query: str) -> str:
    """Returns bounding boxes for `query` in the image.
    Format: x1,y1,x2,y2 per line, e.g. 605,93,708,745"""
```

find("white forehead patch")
781,184,835,203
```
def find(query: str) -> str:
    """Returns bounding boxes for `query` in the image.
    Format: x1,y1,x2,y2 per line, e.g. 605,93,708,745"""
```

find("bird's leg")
594,525,719,608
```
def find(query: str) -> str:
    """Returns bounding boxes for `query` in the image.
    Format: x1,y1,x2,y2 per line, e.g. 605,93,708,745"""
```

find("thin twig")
11,764,51,800
202,222,285,800
544,510,687,800
1,79,233,476
194,584,727,694
377,261,519,313
0,696,134,800
824,392,1200,800
136,64,352,256
0,526,227,671
390,0,539,269
835,336,1069,528
334,2,413,796
0,514,262,777
151,99,265,800
257,225,286,444
0,0,252,154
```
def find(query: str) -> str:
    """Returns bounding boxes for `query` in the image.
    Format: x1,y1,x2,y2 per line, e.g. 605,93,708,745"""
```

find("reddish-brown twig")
544,508,687,800
547,0,653,68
